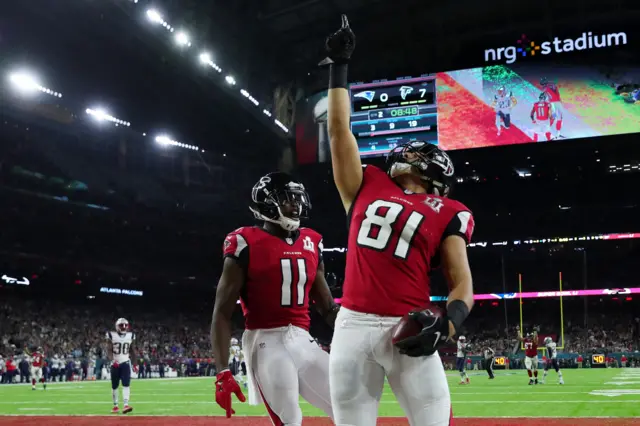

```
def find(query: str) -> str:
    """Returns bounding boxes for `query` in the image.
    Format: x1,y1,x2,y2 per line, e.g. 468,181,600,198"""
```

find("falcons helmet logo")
400,86,414,100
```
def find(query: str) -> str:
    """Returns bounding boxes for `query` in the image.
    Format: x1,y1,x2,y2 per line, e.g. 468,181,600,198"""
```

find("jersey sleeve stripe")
457,211,472,234
234,234,248,257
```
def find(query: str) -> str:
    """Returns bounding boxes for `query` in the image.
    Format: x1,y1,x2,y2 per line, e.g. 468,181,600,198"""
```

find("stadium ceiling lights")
8,71,62,98
86,108,131,127
135,5,286,133
155,135,199,151
174,31,191,47
199,52,221,73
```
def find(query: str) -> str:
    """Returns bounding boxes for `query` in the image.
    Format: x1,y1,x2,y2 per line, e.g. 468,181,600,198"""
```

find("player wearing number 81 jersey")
212,172,336,424
106,318,134,414
323,15,475,425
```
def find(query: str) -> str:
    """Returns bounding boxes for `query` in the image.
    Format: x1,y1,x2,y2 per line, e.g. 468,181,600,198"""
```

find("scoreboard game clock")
349,75,438,157
591,353,606,368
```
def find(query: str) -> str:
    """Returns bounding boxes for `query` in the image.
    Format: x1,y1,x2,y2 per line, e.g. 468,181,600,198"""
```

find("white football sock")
112,389,118,406
123,387,130,406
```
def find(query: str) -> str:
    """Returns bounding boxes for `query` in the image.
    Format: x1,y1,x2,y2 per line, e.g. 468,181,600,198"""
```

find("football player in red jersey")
25,346,46,391
540,77,565,139
322,15,475,426
530,93,555,142
518,330,539,385
211,172,337,424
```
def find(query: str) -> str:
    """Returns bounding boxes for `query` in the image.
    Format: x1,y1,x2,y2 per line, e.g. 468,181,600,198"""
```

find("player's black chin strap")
447,299,470,335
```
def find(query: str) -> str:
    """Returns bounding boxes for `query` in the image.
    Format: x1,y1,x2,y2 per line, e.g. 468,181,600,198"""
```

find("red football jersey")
531,101,551,121
524,338,538,357
543,84,562,103
342,165,475,317
223,226,323,331
31,352,44,367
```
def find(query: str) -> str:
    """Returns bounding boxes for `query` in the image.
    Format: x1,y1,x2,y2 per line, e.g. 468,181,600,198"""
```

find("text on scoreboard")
349,76,437,157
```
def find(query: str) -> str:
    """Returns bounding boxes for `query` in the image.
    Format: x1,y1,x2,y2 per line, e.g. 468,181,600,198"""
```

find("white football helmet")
230,337,239,346
459,336,466,342
115,318,129,334
544,336,552,345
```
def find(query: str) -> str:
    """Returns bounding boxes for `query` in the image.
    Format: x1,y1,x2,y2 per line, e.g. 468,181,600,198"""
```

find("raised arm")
211,257,244,373
324,15,362,213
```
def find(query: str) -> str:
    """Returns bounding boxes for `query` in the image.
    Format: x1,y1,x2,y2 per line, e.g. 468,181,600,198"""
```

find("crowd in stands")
2,291,639,385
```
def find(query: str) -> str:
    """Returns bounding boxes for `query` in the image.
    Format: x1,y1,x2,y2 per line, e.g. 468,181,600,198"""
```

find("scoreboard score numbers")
349,76,438,157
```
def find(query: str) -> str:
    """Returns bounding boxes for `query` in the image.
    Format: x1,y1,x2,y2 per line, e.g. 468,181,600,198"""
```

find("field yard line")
1,400,639,405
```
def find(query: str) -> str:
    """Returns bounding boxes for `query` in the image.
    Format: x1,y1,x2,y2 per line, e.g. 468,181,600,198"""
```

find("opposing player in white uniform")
542,337,564,385
456,336,470,385
491,87,517,136
106,318,134,414
229,338,245,388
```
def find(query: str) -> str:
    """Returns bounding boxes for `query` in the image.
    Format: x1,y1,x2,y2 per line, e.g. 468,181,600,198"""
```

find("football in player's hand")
391,305,444,345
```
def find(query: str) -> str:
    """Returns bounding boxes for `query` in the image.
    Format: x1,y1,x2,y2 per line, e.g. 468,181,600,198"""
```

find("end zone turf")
2,417,640,426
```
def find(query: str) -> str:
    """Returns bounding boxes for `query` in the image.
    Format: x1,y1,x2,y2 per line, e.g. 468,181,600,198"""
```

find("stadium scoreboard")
349,75,437,157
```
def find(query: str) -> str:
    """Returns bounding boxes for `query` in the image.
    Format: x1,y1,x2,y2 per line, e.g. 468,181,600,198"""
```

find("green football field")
0,368,639,425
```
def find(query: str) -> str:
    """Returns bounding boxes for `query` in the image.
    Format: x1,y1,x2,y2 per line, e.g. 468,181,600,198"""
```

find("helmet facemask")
250,177,311,232
387,142,455,197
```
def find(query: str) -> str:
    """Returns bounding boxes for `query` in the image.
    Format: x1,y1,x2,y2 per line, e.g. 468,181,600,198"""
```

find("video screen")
295,65,640,164
436,64,640,150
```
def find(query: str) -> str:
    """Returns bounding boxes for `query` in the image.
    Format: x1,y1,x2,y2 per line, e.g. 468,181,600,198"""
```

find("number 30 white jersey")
106,331,135,363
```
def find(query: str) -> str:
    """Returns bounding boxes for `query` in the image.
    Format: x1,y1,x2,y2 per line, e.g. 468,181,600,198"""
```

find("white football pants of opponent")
330,307,452,426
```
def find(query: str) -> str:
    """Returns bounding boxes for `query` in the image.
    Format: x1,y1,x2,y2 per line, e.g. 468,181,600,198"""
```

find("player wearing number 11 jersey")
212,172,336,424
323,15,475,425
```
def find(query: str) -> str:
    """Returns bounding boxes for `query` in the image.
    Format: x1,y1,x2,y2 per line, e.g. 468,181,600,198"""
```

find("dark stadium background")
1,0,639,378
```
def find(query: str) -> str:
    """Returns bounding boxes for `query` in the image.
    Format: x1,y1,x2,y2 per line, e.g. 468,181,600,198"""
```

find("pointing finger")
341,14,349,28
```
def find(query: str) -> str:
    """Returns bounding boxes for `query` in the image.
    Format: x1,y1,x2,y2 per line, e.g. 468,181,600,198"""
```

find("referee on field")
484,347,495,379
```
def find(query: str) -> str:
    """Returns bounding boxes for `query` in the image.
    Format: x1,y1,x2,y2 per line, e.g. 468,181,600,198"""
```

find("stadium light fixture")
155,135,199,151
146,9,163,24
86,108,131,127
8,71,62,98
175,31,191,47
240,89,259,106
225,76,236,86
262,109,272,117
274,119,289,133
199,52,212,64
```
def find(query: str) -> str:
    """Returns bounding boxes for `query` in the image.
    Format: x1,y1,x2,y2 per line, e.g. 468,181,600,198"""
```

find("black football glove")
394,309,450,357
320,14,356,66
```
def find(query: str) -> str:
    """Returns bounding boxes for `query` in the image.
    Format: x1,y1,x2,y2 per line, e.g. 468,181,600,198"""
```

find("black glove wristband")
446,299,470,334
329,63,349,89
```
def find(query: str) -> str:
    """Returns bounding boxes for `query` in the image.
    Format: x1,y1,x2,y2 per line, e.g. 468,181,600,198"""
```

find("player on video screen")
491,87,517,136
530,93,555,142
540,78,564,139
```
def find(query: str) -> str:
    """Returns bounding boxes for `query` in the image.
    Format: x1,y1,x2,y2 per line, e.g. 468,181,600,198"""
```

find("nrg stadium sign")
484,31,628,64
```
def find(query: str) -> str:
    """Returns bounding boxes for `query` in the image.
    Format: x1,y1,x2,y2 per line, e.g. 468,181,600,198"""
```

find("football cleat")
459,381,466,385
528,379,534,385
534,379,539,385
559,379,565,385
111,406,119,414
122,405,133,414
465,378,470,384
